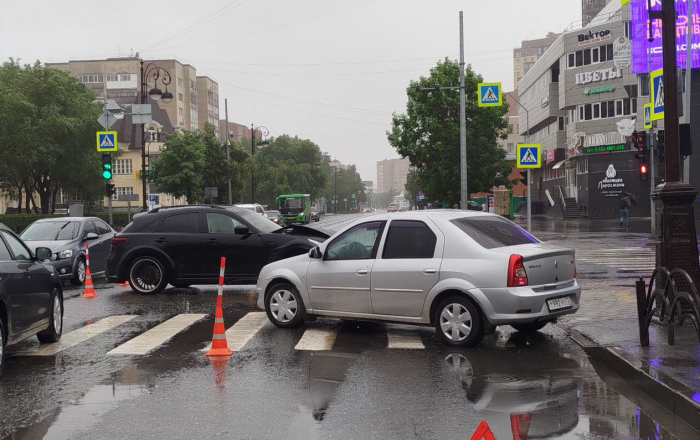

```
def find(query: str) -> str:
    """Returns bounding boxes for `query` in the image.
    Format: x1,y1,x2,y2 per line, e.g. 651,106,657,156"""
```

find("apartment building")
219,121,256,144
50,57,219,134
582,0,613,27
513,33,560,89
376,158,411,194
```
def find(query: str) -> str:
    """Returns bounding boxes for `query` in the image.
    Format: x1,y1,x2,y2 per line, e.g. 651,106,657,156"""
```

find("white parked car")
256,211,580,347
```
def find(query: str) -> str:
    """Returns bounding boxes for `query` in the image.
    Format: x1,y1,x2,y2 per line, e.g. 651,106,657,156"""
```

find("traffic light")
101,153,112,180
105,183,116,197
657,130,665,162
518,170,527,186
639,162,649,181
632,130,648,154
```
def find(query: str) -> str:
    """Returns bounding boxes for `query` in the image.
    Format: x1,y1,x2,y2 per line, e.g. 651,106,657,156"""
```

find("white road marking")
16,315,137,356
387,331,425,349
295,328,337,351
108,314,207,356
203,312,268,352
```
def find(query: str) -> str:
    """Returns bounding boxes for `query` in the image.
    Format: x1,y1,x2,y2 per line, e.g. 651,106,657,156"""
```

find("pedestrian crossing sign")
650,68,664,121
643,103,652,129
96,131,118,152
478,82,502,107
517,144,541,168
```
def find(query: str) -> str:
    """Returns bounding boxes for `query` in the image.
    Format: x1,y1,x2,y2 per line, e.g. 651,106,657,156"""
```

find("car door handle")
155,237,168,244
423,268,436,274
206,239,218,245
356,269,368,275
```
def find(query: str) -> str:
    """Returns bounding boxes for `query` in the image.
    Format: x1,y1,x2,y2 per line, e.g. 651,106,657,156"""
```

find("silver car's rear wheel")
265,283,305,328
434,296,484,347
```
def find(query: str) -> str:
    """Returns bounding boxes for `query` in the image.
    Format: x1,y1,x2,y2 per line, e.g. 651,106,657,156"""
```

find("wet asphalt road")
2,213,699,440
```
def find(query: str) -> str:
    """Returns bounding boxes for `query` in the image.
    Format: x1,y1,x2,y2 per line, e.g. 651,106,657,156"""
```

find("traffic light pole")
648,127,656,237
108,193,113,225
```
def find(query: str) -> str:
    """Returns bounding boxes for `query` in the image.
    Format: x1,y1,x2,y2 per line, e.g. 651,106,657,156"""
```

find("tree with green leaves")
151,129,207,203
387,59,512,206
0,60,104,213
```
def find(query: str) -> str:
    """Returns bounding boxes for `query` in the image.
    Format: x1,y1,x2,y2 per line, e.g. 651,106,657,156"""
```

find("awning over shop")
551,158,571,169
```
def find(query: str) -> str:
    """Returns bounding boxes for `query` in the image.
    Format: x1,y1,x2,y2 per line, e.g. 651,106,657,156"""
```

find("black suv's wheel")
265,283,305,328
128,256,168,295
70,258,86,286
511,321,548,333
37,288,63,343
434,296,484,347
0,318,6,377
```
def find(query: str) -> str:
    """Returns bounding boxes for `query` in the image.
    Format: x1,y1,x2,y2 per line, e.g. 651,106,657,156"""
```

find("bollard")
635,278,649,346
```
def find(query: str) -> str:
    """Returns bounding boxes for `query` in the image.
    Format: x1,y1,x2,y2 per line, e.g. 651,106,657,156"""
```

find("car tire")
265,283,305,329
70,258,86,286
510,321,548,333
0,318,6,377
128,256,168,295
37,288,63,343
434,296,484,347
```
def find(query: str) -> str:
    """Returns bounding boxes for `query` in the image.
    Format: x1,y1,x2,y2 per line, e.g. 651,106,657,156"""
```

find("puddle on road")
3,372,153,440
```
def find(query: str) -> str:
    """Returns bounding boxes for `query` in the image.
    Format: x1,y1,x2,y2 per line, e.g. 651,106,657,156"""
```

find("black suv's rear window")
450,217,539,249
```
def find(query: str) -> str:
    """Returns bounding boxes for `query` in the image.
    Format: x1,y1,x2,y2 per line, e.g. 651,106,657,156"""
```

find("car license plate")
547,296,573,311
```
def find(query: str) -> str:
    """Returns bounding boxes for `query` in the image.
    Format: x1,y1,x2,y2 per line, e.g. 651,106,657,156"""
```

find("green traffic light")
102,170,112,179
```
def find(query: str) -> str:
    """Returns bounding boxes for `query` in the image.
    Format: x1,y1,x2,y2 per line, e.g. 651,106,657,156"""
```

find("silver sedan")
256,211,580,347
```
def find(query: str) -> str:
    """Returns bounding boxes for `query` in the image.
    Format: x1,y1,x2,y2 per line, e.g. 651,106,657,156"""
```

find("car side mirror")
35,247,52,260
85,232,99,241
234,225,250,235
309,246,322,259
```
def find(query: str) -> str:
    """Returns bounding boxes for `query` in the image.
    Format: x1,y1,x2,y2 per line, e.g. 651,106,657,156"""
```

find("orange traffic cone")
117,281,129,286
82,243,97,298
205,256,232,357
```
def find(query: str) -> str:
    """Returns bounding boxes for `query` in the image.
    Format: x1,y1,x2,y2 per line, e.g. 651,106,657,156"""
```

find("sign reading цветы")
575,68,622,85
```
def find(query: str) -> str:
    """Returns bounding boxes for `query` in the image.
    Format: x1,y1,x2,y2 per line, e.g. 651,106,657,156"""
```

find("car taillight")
111,236,128,245
573,250,577,278
507,254,528,287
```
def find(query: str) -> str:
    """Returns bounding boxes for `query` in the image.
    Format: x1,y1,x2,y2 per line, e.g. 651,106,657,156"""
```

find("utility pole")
459,11,468,208
225,99,232,205
683,0,693,182
251,124,256,203
650,0,700,285
649,126,656,237
507,92,531,232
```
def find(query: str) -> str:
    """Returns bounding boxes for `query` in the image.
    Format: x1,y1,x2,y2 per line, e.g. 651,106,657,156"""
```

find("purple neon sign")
631,0,700,73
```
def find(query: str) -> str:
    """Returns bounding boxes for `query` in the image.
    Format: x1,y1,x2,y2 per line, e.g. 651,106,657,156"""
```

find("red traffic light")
640,164,647,173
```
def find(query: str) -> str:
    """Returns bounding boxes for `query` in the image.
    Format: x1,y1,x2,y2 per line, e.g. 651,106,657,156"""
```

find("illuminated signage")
630,0,700,73
583,85,615,95
583,143,626,154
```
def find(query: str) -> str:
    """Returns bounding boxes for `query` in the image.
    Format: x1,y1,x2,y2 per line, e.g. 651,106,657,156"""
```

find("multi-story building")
376,158,411,194
582,0,613,27
219,121,256,144
513,32,560,88
517,0,651,218
50,57,219,134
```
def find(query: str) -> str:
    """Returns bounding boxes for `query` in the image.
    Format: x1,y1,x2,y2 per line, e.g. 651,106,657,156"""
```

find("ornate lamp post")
251,124,269,203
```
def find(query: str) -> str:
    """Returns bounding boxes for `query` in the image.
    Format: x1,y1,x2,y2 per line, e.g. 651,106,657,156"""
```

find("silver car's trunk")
493,243,575,286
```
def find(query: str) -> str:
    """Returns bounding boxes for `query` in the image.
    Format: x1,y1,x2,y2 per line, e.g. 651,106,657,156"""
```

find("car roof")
33,217,101,222
354,210,494,223
234,204,261,208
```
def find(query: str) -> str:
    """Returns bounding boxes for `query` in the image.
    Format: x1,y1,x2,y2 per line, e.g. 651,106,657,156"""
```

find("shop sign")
545,149,556,163
575,68,623,85
613,36,631,69
583,85,615,95
598,164,625,197
584,131,626,147
578,29,612,46
583,143,626,154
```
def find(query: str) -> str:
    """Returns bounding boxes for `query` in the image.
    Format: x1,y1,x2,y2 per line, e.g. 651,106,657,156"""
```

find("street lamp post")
250,124,269,203
331,161,340,214
140,60,173,210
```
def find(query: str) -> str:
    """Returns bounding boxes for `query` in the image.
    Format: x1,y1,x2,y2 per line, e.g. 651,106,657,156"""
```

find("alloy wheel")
53,295,62,335
77,261,86,282
439,303,472,342
131,258,162,292
270,290,298,323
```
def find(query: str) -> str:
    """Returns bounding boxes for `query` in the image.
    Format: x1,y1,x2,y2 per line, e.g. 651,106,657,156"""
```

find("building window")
508,124,514,134
625,21,630,38
119,74,131,81
507,143,514,153
114,159,132,175
568,53,575,69
178,93,183,101
112,187,133,201
78,74,102,83
616,100,623,116
584,104,592,120
177,78,183,87
106,74,118,82
577,157,588,174
575,50,583,67
190,80,196,91
639,74,650,96
178,107,184,116
583,49,592,65
558,117,564,131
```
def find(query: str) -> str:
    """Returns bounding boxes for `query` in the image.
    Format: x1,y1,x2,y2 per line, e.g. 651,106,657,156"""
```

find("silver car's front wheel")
265,283,305,328
434,296,484,347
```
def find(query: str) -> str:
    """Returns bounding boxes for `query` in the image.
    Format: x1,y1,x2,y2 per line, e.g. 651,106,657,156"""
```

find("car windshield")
235,208,281,233
279,198,302,209
21,221,80,241
450,216,539,249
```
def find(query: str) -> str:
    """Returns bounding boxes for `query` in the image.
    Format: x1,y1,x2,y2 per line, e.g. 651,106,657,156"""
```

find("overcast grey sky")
0,0,580,183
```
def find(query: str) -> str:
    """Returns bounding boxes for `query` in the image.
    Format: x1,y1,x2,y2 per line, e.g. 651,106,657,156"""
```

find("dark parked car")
106,205,331,295
21,217,115,285
0,223,64,377
265,210,284,225
466,201,483,211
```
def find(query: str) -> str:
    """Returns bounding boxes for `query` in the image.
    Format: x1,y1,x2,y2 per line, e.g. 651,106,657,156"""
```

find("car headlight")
55,250,73,260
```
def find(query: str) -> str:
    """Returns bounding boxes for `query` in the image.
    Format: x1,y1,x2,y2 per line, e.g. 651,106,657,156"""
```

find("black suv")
106,205,330,294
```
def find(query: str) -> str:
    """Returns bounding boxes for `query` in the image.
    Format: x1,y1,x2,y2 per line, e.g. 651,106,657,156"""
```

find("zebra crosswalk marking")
387,331,425,349
108,314,207,355
16,315,137,356
295,328,337,351
203,312,268,352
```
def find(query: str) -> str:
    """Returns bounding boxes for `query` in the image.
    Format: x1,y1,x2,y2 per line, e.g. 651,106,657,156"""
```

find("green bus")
276,194,311,224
